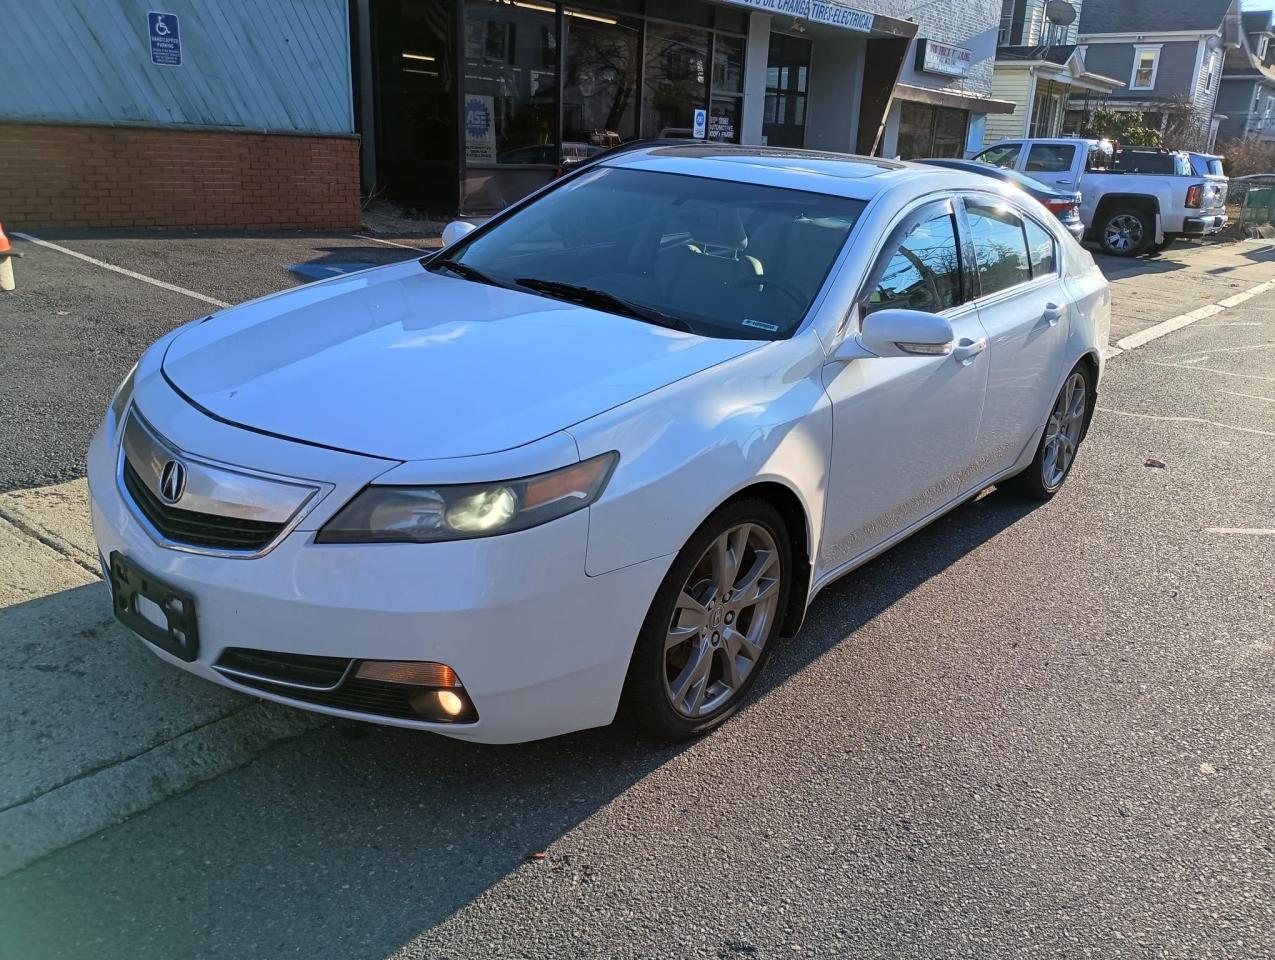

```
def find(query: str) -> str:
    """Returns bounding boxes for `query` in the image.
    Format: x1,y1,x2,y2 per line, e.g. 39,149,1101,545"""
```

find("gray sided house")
1075,0,1244,149
1217,11,1275,143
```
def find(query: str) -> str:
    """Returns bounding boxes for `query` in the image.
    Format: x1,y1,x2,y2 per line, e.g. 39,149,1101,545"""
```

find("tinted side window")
865,211,963,315
1024,218,1057,277
973,143,1021,169
1025,144,1076,173
966,203,1031,296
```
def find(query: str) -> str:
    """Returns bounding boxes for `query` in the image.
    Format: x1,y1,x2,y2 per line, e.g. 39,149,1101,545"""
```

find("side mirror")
835,308,955,361
441,220,477,247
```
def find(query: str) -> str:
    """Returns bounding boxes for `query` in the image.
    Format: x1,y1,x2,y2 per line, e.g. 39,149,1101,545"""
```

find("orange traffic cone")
0,222,18,291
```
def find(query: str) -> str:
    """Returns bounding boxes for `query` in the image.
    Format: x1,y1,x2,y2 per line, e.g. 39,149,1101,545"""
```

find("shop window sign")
465,95,498,162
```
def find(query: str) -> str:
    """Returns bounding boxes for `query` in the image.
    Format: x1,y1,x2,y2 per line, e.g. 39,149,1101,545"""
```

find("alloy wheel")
1042,372,1087,489
1104,214,1143,253
663,522,782,718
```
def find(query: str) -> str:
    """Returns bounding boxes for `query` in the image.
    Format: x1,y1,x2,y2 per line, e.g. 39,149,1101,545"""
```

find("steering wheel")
732,275,807,311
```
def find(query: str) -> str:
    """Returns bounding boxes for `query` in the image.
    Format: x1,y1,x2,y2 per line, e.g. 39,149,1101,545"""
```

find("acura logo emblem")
158,459,187,504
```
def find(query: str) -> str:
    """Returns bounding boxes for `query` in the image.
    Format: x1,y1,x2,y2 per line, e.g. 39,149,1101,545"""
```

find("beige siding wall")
985,68,1032,144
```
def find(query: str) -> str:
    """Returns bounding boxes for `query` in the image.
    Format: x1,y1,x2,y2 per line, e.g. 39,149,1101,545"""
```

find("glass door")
763,34,811,149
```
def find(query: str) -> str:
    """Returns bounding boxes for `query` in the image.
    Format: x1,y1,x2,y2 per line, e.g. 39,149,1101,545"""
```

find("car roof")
600,143,999,201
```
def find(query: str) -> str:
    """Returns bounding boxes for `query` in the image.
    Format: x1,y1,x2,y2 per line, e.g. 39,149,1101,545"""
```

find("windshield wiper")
514,277,695,333
431,258,511,289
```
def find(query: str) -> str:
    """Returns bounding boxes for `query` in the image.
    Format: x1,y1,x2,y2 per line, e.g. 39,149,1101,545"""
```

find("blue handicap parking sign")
148,12,181,66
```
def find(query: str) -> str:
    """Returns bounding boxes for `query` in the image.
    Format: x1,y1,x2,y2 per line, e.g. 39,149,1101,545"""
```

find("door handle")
1043,303,1063,326
952,336,988,365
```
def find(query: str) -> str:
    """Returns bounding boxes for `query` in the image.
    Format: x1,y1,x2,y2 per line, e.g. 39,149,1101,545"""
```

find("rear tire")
622,499,792,740
1099,208,1153,257
1007,363,1093,501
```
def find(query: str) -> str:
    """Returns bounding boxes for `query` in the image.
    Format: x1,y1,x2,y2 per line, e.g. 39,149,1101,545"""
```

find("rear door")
1022,142,1081,192
960,196,1071,472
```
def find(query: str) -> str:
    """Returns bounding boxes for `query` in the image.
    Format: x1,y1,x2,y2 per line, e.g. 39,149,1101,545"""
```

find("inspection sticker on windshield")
742,318,779,333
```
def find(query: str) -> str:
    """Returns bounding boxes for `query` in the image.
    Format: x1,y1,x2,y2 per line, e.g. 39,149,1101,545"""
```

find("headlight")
316,451,619,544
109,363,138,425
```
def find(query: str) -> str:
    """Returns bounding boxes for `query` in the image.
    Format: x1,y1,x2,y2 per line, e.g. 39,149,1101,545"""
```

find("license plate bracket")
109,551,200,662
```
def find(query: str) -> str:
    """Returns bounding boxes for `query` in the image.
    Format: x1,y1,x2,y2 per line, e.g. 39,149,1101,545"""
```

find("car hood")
162,260,760,461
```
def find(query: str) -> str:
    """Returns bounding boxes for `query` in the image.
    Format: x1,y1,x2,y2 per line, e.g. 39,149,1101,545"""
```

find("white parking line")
1203,527,1275,536
1220,390,1275,404
1143,360,1275,383
1094,406,1275,438
351,234,431,251
1113,279,1274,354
14,232,229,308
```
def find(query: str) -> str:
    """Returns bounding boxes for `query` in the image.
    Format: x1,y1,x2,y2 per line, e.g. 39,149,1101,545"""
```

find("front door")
763,34,811,148
818,200,990,580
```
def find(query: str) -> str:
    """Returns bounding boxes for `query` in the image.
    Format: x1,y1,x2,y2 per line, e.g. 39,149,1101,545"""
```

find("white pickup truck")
970,138,1228,257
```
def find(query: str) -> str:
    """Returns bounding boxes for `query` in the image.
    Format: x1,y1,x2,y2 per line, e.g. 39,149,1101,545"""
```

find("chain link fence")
1230,175,1275,238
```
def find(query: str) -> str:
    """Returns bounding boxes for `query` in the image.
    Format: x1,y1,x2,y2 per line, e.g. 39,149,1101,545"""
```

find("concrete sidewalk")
0,484,322,875
1097,238,1275,343
2,231,1273,878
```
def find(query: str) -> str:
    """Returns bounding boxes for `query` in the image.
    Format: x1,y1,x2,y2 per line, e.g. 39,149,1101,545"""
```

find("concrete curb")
0,701,325,876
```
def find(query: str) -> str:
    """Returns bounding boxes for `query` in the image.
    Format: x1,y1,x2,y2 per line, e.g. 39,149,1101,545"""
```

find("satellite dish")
1046,0,1077,26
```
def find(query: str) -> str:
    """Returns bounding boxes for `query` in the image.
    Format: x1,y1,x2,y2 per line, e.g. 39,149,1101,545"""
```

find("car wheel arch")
1091,194,1158,240
708,479,814,639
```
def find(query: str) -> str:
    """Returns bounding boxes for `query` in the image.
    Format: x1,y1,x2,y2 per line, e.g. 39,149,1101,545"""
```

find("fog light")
405,686,476,722
435,690,465,717
355,661,459,687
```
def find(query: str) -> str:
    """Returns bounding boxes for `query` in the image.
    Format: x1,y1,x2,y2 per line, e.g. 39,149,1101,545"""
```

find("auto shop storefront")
356,0,916,214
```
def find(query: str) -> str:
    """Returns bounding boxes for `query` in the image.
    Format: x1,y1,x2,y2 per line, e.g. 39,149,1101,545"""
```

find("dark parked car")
921,158,1086,241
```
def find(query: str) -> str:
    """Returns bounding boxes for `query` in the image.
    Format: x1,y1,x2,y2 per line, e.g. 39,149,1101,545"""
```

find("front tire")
622,499,792,739
1008,364,1093,500
1099,208,1153,257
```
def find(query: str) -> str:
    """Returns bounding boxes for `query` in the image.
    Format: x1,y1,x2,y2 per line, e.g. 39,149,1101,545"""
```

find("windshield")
436,166,866,341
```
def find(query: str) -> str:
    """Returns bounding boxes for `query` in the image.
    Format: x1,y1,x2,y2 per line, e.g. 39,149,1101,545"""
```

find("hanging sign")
718,0,874,33
916,39,973,78
692,109,708,140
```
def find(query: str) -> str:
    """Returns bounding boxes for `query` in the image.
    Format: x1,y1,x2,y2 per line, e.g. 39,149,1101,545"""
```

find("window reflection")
868,212,963,314
966,203,1032,296
642,23,709,138
563,11,641,152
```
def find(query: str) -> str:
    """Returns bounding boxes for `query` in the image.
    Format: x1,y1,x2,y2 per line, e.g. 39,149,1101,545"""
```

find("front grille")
216,647,351,689
231,675,431,721
123,460,283,552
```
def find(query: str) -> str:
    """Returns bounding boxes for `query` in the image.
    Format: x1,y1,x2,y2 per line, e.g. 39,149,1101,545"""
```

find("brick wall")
0,123,362,230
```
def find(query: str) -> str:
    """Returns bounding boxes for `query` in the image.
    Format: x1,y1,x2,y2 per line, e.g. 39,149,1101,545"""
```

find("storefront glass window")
563,11,641,151
896,101,968,160
712,35,745,93
462,0,559,211
642,22,709,138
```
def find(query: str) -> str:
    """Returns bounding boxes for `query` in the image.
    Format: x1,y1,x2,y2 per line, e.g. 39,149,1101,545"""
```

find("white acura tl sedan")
90,144,1110,743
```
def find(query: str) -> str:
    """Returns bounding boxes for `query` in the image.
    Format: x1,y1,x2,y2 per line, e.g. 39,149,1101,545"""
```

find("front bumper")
1183,214,1227,236
87,407,671,744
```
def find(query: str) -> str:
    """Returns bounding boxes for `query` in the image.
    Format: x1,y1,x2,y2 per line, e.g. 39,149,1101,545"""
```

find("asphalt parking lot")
0,231,1271,959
